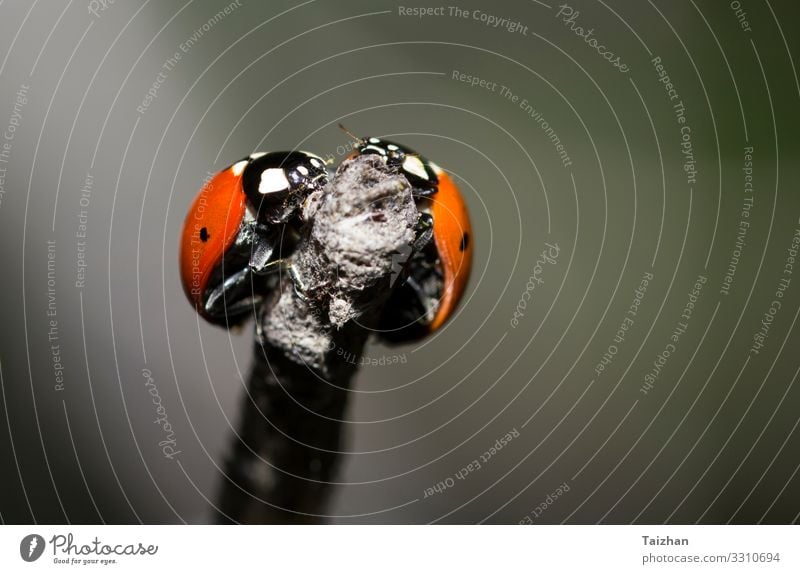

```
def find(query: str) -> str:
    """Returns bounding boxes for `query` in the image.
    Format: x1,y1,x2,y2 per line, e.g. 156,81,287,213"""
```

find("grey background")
0,0,799,523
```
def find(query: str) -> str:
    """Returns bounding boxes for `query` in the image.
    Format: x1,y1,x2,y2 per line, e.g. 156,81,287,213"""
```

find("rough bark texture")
216,155,418,523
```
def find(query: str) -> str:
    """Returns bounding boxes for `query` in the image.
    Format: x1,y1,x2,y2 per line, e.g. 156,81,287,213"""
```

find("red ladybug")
346,133,473,340
179,151,328,325
179,137,473,340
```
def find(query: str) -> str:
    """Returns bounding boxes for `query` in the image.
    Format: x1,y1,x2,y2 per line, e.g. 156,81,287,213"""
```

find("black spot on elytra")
200,227,209,242
459,232,469,252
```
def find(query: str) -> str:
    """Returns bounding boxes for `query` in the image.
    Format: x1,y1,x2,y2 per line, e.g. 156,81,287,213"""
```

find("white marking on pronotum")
429,161,444,176
303,152,325,169
402,155,429,180
368,137,380,144
259,169,289,194
297,165,309,176
231,160,248,176
387,144,399,151
363,145,386,155
250,152,267,160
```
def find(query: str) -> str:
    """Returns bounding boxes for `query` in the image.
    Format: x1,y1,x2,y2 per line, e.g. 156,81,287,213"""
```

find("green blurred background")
0,0,798,523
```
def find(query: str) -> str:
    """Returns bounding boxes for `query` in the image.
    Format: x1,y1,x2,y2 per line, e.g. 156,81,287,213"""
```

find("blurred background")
0,0,799,524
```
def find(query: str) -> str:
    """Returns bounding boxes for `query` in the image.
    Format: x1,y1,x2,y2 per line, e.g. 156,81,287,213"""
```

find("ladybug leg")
251,257,292,276
403,275,426,305
405,272,440,324
203,266,255,321
287,262,307,296
248,224,296,276
248,236,276,274
410,185,437,199
412,212,434,251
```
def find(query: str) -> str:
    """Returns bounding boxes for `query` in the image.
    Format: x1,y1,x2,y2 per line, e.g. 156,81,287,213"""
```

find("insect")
179,150,328,325
179,132,473,339
343,128,473,340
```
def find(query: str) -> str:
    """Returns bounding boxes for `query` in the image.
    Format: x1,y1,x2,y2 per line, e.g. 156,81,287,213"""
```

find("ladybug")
179,150,328,325
343,130,473,340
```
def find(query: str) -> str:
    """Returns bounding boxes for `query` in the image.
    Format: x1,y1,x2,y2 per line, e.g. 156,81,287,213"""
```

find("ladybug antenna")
338,123,360,142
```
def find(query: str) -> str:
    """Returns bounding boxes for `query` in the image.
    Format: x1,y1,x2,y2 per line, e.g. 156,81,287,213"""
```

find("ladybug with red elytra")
178,127,472,341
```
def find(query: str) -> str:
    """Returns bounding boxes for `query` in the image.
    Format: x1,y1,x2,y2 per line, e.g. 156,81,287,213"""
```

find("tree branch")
216,155,418,523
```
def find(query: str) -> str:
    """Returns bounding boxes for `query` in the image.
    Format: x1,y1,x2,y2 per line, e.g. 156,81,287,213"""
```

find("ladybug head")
241,151,328,224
